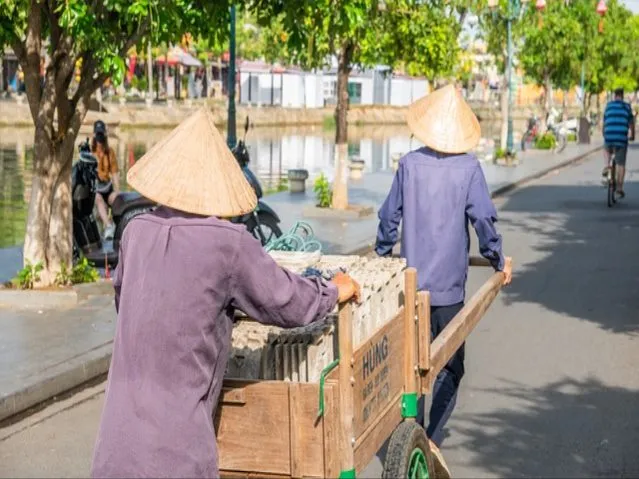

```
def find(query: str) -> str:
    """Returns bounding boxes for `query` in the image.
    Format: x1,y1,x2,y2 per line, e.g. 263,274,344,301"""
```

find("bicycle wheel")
608,162,616,208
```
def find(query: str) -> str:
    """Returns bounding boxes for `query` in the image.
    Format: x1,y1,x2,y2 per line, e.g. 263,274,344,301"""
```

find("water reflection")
0,121,500,248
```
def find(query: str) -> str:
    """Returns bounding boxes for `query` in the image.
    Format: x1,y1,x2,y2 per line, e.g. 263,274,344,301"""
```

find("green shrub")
55,258,100,286
313,173,332,208
12,261,43,289
567,132,577,142
494,147,507,159
55,261,72,287
71,257,100,284
535,133,557,150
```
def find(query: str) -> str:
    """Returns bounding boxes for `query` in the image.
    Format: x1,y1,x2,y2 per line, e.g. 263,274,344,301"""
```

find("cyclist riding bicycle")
602,88,635,198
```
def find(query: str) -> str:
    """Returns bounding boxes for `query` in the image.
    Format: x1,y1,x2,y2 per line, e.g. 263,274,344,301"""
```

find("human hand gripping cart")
215,254,511,478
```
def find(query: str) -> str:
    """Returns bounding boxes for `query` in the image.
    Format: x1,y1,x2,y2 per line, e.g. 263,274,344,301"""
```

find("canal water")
0,121,502,249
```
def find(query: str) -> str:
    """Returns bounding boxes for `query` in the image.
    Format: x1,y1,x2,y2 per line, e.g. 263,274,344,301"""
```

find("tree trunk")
541,73,552,131
147,42,153,100
584,92,592,113
23,122,75,286
332,41,354,210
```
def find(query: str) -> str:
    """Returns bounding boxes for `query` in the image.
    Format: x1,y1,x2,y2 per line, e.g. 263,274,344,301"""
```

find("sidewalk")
267,142,603,255
0,142,602,423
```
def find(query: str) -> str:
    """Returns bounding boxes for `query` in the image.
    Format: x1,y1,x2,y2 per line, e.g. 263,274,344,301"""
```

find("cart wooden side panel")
215,380,329,478
352,308,406,438
322,308,409,476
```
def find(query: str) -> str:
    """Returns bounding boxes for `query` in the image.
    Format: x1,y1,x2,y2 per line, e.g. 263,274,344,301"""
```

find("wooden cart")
215,257,510,478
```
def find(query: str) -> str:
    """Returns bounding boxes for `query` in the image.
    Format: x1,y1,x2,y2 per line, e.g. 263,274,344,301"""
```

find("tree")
249,0,460,209
0,0,236,285
565,0,635,112
519,1,582,122
476,0,528,148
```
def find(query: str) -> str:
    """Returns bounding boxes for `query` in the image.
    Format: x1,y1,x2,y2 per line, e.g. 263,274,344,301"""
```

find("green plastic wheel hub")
408,447,430,479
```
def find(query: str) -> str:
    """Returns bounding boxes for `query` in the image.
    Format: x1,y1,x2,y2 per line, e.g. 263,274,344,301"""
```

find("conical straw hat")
127,108,257,217
406,84,481,154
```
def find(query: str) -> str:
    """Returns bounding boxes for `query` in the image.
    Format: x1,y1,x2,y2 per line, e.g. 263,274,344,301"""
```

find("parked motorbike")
521,111,567,153
72,140,155,266
231,117,282,246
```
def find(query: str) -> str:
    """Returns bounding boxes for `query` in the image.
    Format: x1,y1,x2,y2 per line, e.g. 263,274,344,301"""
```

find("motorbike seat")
111,191,154,217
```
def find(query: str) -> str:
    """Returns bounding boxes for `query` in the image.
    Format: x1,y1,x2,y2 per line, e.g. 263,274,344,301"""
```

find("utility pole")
506,7,514,155
489,0,525,157
227,4,237,149
147,42,154,104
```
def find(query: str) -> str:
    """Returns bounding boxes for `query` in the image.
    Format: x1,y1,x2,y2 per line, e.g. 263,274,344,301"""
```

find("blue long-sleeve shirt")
376,148,504,306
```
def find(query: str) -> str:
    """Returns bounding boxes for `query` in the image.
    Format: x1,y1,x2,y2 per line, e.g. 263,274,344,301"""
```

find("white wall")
282,73,303,108
304,74,324,108
242,69,431,108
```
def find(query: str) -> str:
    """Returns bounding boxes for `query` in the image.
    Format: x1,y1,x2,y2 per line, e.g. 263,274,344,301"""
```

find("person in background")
92,120,120,239
602,88,635,198
376,84,512,478
91,108,361,479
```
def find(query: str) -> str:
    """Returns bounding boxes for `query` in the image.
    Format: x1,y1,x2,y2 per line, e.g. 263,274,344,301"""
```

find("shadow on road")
497,174,639,335
453,377,639,478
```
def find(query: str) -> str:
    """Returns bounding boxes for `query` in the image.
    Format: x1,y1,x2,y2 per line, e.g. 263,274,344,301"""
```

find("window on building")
323,79,337,105
348,82,362,104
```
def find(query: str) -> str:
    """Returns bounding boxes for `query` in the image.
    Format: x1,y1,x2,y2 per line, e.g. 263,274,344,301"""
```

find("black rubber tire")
113,206,155,249
382,422,435,479
248,212,283,246
608,163,616,208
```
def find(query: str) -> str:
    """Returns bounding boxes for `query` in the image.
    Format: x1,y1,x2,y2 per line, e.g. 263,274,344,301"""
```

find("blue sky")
623,0,639,12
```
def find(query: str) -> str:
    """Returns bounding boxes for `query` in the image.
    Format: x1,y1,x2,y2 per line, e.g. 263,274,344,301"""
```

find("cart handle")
316,358,339,421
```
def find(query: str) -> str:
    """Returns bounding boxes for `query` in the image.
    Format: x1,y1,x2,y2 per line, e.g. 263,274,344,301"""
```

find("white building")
238,60,430,108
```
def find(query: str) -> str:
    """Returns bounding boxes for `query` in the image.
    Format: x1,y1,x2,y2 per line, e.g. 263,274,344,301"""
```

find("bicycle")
603,149,618,208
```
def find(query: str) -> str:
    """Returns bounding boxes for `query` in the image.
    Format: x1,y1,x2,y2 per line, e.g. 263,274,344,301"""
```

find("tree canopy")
0,0,238,284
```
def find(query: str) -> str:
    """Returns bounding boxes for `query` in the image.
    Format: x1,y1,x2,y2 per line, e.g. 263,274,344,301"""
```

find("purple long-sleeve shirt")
91,206,338,478
376,148,504,306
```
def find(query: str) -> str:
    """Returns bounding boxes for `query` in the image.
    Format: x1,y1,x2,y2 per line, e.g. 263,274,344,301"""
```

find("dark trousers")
416,302,465,447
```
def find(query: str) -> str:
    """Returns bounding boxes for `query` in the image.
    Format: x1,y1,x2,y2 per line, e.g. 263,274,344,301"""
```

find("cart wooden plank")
352,308,406,437
216,381,292,475
337,303,356,473
425,269,506,388
221,472,291,479
322,380,341,479
288,382,326,478
417,291,431,394
353,392,402,474
404,269,418,395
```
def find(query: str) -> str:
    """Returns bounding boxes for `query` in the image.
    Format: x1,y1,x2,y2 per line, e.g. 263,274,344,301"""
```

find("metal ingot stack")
225,253,406,383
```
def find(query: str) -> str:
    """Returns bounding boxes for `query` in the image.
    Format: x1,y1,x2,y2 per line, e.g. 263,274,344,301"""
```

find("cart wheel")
382,422,435,479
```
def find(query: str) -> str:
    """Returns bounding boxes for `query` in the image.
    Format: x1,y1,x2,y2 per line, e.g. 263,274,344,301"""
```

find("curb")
490,145,602,198
0,343,112,423
0,146,600,423
0,280,113,310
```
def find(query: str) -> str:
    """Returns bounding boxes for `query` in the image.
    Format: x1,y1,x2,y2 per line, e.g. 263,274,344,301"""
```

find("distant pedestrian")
376,84,512,478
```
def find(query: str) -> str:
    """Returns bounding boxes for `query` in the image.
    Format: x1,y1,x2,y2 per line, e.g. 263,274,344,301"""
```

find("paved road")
2,150,639,478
